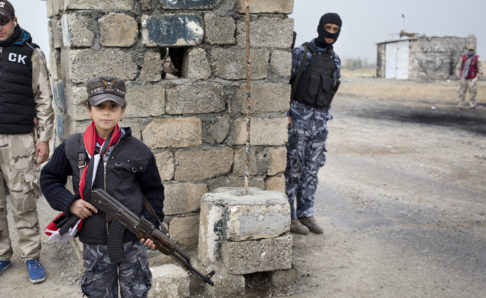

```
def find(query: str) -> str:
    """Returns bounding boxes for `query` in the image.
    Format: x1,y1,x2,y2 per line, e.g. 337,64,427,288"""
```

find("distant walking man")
456,44,483,109
0,0,53,283
285,13,342,235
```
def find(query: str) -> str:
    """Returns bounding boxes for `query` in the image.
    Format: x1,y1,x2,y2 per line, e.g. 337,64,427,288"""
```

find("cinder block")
63,49,138,83
65,84,89,121
142,117,202,149
142,15,203,47
222,235,292,274
160,0,216,9
206,176,265,192
64,0,134,10
191,260,245,297
198,188,290,266
204,13,235,45
232,147,258,176
223,191,290,241
181,47,211,80
270,49,292,78
236,17,294,48
265,175,285,193
99,13,138,47
149,264,190,298
203,115,230,145
198,197,225,266
49,50,61,81
169,214,200,246
48,19,62,49
46,0,63,17
61,13,94,48
236,0,294,14
267,147,287,176
139,50,163,82
164,182,207,215
154,151,174,181
233,117,288,145
166,82,224,114
236,82,290,113
211,48,269,80
124,83,165,118
174,147,233,181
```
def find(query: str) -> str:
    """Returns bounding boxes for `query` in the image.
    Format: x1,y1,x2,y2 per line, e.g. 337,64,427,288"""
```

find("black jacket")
0,27,37,134
40,128,165,244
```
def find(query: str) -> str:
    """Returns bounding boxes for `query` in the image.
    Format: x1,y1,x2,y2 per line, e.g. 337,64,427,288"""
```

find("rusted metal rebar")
244,0,251,194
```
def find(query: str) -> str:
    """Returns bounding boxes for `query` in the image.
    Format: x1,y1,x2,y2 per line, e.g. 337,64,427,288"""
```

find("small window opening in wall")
161,47,186,79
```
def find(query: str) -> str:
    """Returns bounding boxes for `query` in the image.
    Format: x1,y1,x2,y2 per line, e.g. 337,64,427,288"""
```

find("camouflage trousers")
0,133,41,261
81,241,152,298
458,77,478,107
284,118,328,220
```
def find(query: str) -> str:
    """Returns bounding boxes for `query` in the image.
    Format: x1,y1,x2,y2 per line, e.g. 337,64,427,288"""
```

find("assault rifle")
91,189,215,286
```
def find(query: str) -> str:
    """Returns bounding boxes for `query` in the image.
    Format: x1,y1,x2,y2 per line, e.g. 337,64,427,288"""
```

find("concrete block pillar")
198,187,292,295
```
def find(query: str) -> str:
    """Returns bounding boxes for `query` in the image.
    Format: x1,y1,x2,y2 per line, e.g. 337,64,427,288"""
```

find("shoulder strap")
26,42,51,79
143,197,169,235
64,134,87,178
291,44,310,99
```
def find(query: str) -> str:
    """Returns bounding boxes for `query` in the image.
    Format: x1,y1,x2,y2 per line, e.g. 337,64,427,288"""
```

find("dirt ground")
1,77,485,297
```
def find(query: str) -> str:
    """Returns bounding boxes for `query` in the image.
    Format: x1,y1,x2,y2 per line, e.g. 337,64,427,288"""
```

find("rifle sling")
290,44,309,100
143,197,169,236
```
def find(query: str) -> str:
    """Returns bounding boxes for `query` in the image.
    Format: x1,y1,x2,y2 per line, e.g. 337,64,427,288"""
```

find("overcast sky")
291,0,485,62
14,0,486,64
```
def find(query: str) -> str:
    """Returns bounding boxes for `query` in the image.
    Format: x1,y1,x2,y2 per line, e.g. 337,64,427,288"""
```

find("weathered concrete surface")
221,234,293,274
142,117,202,149
161,0,216,9
236,82,290,114
198,187,290,267
164,182,207,215
191,260,245,297
61,13,94,48
149,264,190,298
233,117,288,145
64,0,134,10
62,49,138,83
224,198,290,241
236,0,294,14
166,82,225,114
174,147,233,181
203,13,235,45
142,14,204,47
168,214,200,246
99,13,138,47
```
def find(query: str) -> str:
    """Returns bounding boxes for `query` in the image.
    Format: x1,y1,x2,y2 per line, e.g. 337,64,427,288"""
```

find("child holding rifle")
40,77,164,297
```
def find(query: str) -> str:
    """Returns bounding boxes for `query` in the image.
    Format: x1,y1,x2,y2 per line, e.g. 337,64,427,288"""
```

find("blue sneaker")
0,260,11,275
26,258,46,284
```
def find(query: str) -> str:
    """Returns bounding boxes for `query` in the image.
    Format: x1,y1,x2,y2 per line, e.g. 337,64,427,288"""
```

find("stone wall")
46,0,293,246
408,35,476,80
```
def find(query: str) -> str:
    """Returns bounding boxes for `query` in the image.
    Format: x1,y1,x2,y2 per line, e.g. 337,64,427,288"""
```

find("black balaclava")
315,12,342,48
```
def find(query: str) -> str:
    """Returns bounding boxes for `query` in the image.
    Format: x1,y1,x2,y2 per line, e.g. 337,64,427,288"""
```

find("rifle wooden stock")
91,189,215,286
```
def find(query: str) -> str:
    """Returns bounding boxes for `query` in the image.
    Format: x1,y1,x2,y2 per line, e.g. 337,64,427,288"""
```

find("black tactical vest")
0,43,36,134
293,43,337,109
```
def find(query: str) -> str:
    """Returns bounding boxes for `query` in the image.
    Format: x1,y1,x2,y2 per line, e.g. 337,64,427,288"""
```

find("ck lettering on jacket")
8,53,27,64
